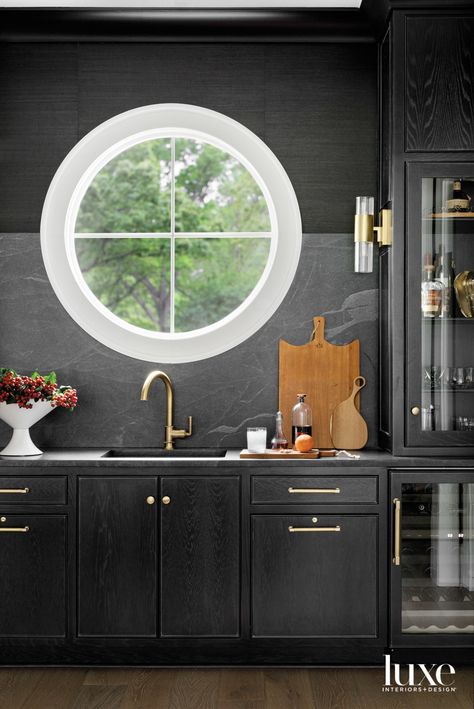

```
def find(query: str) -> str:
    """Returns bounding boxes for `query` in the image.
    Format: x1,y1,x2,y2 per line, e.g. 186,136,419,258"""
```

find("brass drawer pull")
0,526,29,533
288,525,341,533
393,497,401,566
288,487,340,494
0,488,30,494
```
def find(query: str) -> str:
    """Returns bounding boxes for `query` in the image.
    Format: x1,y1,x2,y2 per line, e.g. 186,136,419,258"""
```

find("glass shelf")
422,318,473,322
427,213,474,219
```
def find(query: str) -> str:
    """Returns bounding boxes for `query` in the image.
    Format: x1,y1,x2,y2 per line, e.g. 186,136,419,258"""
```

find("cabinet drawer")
251,475,378,504
0,477,67,504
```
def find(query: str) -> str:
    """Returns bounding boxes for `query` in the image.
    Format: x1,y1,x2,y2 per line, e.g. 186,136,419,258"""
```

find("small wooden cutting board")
240,449,320,459
330,376,368,450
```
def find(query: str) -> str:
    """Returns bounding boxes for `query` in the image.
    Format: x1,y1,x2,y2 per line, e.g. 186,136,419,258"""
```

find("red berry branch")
0,369,78,410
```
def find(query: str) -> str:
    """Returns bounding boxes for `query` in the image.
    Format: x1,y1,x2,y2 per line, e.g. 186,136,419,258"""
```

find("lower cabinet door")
0,514,66,637
252,515,378,637
78,477,157,637
161,476,240,637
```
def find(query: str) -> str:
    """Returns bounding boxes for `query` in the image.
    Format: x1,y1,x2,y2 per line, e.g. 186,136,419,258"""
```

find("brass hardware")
0,526,29,533
375,208,392,246
354,209,392,247
288,487,340,494
411,406,420,416
162,496,171,505
146,496,156,505
0,517,6,523
354,214,374,244
393,497,401,566
140,370,193,450
289,525,341,533
0,488,29,494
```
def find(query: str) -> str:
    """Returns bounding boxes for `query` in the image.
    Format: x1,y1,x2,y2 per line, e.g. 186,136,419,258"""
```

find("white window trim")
41,104,302,363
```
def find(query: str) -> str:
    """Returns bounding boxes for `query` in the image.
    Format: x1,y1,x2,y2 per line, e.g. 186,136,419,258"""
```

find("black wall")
0,42,378,449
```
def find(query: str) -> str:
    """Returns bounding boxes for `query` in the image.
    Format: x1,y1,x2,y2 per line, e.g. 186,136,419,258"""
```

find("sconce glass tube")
354,196,374,273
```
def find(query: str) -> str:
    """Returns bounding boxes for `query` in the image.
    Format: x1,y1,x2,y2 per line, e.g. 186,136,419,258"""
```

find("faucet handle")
184,416,193,437
171,416,193,439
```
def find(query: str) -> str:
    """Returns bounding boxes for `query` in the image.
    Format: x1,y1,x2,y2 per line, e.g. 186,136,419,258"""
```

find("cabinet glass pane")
421,177,474,433
401,482,474,634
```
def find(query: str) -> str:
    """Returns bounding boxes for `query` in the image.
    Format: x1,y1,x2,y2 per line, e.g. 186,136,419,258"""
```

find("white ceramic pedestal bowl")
0,400,54,456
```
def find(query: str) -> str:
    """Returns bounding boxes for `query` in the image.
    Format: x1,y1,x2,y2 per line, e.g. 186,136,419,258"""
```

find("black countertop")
0,448,473,469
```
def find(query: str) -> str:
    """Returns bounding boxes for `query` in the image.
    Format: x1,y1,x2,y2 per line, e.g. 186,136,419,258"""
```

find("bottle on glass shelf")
421,253,442,318
435,248,455,318
271,411,288,450
446,180,471,213
291,394,312,445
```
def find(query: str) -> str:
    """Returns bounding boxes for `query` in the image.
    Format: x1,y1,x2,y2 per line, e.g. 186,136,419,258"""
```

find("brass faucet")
140,370,193,450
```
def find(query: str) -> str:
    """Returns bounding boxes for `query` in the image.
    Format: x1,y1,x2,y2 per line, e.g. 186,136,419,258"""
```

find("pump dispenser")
271,411,288,450
291,394,313,444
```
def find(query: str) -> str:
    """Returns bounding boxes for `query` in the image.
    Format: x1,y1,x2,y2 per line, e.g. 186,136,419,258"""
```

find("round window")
41,104,301,362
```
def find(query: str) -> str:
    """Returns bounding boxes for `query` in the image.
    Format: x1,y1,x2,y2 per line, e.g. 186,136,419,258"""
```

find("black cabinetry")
0,474,68,638
252,514,378,637
250,470,386,649
379,9,474,455
78,476,157,637
0,514,66,637
160,476,240,637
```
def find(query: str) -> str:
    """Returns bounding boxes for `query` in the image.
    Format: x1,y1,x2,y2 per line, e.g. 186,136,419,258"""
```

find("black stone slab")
0,233,378,450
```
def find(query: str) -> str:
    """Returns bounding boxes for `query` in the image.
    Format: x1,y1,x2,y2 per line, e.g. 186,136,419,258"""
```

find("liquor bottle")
446,180,471,213
421,254,442,318
435,248,455,318
271,411,288,450
291,394,312,444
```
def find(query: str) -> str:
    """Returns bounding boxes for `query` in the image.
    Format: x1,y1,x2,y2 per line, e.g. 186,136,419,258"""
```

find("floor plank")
450,666,474,709
0,669,44,709
263,669,314,709
71,684,127,709
167,669,221,709
21,669,87,709
218,669,265,703
119,669,176,709
83,669,139,686
309,668,364,709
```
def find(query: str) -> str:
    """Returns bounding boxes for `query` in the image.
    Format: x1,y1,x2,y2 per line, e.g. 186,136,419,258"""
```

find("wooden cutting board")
240,449,320,459
330,376,368,450
279,316,360,449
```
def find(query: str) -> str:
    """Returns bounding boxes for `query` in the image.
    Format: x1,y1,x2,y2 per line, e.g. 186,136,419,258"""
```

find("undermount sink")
101,447,227,459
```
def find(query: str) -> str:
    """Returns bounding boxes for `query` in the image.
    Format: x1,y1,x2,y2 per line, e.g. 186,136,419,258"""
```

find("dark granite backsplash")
0,233,378,449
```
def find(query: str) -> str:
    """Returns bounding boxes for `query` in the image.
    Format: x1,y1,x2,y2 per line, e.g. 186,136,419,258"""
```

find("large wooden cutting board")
279,316,360,449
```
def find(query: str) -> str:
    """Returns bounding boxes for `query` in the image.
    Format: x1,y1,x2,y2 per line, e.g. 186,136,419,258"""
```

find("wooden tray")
279,316,360,449
240,449,320,459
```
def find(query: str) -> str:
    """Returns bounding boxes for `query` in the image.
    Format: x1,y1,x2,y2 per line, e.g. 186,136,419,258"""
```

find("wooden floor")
0,667,472,709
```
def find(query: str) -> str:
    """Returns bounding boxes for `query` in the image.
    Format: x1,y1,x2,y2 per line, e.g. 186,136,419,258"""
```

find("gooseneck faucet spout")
140,370,193,450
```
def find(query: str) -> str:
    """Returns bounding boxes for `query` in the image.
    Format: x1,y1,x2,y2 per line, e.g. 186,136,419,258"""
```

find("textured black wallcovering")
0,42,378,448
0,42,376,233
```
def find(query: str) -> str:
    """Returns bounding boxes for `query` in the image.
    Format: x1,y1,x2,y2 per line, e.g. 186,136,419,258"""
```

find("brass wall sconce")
354,196,392,273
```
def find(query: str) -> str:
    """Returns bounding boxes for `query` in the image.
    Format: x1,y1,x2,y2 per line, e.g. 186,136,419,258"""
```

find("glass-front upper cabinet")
407,164,474,450
391,471,474,648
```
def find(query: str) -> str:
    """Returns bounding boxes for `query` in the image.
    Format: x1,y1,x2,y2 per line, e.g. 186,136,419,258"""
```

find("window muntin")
41,104,301,363
72,135,271,334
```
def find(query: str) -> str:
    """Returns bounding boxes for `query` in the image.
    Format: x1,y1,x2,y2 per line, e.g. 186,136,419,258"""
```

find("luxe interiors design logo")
383,655,456,694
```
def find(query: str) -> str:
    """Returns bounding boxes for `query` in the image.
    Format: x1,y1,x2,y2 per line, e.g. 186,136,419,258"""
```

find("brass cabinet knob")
411,406,420,416
146,496,156,505
162,495,171,505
